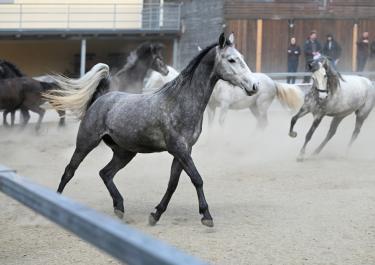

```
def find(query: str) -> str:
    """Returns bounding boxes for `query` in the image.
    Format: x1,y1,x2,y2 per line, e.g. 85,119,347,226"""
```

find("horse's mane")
324,58,344,94
155,42,218,95
0,59,25,77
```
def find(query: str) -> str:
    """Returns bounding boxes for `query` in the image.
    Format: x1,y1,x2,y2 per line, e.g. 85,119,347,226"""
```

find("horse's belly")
229,96,256,109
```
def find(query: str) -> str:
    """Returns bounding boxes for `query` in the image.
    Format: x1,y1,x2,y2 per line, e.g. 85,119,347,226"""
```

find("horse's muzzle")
244,83,258,96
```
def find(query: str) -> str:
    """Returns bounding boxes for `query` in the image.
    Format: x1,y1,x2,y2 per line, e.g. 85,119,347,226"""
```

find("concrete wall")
176,0,224,70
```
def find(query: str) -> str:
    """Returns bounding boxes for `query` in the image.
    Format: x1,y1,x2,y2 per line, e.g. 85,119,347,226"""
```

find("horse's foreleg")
289,107,309,138
298,116,323,161
171,146,213,227
219,105,229,126
99,150,136,219
149,157,183,226
206,105,216,125
313,116,345,155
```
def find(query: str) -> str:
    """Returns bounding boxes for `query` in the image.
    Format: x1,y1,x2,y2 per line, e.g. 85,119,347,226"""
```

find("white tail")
275,82,304,111
42,63,110,119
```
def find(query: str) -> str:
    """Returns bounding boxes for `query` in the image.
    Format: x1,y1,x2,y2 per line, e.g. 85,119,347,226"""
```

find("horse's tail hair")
42,63,110,119
275,82,304,111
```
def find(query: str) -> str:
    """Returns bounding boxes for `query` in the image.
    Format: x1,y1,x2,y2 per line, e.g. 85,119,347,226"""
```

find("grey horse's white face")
312,62,328,99
215,33,258,96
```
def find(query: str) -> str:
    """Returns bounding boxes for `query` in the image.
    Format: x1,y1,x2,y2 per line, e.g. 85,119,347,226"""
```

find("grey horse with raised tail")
43,33,258,227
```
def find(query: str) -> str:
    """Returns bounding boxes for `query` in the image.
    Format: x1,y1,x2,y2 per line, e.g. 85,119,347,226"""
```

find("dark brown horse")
0,60,65,129
0,77,65,130
0,60,26,126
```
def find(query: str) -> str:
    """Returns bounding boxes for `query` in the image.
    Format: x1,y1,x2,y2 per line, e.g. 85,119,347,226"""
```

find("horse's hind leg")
99,147,136,218
297,115,323,161
289,107,309,137
20,108,30,127
250,105,268,129
56,109,65,127
10,111,15,127
313,116,345,155
149,158,183,225
57,134,101,193
349,111,370,147
3,110,9,127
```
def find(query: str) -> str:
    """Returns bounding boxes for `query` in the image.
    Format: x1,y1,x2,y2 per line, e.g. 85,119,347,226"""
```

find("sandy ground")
1,105,375,265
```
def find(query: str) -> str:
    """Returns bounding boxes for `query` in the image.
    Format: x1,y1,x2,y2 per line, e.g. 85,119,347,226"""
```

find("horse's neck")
115,61,149,91
168,49,219,115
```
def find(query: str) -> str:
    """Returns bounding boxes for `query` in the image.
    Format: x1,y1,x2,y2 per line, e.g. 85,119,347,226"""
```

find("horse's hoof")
201,218,214,227
148,213,158,226
289,131,297,138
114,209,124,219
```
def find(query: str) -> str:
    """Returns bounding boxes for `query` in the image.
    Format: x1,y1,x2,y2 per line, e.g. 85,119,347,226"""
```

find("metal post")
256,19,263,72
173,38,179,69
80,38,86,77
352,22,358,72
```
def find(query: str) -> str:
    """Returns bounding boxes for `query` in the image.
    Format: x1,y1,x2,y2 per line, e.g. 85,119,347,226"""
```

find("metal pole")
0,165,207,265
80,38,86,77
256,19,263,72
173,38,179,69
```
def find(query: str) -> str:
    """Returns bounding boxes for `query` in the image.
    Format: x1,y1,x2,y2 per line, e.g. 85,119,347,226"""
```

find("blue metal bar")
0,165,206,265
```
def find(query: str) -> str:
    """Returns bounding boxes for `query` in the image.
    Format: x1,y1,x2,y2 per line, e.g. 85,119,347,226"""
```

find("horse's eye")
228,58,236,63
324,74,327,78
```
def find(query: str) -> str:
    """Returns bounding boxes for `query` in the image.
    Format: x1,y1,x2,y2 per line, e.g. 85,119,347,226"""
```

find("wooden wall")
227,18,375,73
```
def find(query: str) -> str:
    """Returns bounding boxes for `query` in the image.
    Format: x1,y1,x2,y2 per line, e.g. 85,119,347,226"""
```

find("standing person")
303,30,322,83
357,31,369,72
287,37,301,84
322,34,342,69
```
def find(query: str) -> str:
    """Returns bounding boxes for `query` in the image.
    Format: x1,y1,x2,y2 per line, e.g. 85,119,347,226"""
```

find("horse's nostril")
253,84,258,91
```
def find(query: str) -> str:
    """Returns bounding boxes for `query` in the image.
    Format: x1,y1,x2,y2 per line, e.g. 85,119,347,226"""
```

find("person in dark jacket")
303,30,322,83
287,37,301,84
322,34,342,69
357,31,369,72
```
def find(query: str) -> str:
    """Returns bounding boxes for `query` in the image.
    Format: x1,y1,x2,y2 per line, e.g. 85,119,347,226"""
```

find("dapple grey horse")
43,33,258,227
289,56,375,161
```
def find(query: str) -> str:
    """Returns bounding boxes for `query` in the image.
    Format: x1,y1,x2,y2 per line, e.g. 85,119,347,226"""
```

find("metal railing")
0,165,206,265
0,3,181,33
266,71,375,80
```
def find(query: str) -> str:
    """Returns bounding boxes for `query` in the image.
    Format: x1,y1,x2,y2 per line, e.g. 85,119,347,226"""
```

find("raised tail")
275,81,304,111
42,63,110,119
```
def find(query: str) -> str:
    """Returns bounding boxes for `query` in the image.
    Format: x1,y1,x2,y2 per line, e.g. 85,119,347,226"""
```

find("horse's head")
136,42,169,76
214,33,258,96
308,56,341,99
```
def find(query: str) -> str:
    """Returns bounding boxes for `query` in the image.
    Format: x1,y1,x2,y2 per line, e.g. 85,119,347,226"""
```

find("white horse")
207,74,304,128
143,65,179,93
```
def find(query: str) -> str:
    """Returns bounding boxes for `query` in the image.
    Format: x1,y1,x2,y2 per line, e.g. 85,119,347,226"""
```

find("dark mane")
324,57,344,94
155,42,218,95
0,59,25,77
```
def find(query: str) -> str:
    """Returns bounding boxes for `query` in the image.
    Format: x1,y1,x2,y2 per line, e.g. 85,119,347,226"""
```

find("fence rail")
266,71,375,80
0,3,181,33
0,165,206,265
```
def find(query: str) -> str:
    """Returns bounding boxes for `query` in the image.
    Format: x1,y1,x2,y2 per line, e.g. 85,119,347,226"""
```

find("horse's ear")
228,32,235,46
219,33,226,49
